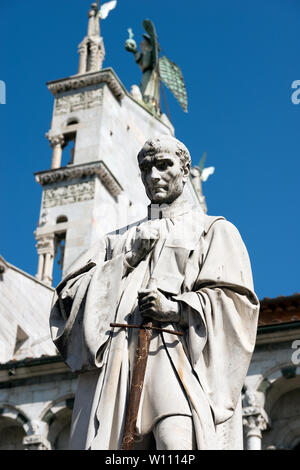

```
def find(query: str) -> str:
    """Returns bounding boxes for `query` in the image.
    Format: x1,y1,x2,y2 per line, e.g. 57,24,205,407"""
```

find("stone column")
36,253,44,280
43,252,54,285
78,42,87,74
47,134,65,169
35,234,55,286
243,407,269,450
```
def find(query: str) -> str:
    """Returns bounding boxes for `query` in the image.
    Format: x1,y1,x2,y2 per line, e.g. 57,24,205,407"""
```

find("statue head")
89,3,98,15
137,136,191,204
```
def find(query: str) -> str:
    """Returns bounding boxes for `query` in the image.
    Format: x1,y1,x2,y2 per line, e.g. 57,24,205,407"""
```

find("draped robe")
50,201,259,450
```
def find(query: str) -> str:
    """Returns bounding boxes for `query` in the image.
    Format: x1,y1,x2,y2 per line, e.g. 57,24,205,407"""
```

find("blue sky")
0,0,299,300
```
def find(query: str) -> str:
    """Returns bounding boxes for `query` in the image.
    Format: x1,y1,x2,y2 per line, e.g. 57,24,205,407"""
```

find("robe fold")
50,201,259,450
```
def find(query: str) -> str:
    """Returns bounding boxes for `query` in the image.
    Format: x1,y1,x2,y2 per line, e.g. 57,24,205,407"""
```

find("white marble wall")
0,262,56,363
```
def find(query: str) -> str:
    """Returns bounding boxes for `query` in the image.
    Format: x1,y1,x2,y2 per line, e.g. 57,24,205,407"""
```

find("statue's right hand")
125,39,137,53
126,223,160,268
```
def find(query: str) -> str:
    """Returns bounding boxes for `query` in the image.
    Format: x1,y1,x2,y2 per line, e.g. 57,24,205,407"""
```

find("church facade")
0,4,299,450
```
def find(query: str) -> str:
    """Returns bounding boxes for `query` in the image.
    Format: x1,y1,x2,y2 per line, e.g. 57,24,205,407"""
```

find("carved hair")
137,136,191,171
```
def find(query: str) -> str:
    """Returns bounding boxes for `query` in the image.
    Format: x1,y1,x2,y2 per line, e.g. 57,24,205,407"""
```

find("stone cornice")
46,68,126,100
34,161,123,199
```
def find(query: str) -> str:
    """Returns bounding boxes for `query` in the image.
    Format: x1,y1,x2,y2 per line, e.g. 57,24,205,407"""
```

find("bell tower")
33,3,201,286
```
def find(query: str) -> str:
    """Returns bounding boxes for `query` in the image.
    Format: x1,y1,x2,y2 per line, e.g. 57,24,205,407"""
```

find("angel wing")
201,166,215,182
142,19,159,69
159,56,188,112
99,0,117,20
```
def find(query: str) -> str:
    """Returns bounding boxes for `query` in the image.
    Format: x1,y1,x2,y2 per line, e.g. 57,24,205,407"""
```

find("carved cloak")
50,206,259,450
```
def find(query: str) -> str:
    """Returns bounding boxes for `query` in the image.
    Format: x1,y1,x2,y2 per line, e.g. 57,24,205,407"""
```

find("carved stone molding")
47,68,126,101
54,88,103,115
35,233,55,256
88,37,105,72
35,161,123,199
42,180,95,208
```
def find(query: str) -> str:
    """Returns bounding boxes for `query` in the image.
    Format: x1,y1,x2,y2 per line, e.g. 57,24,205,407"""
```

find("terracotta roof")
258,293,300,327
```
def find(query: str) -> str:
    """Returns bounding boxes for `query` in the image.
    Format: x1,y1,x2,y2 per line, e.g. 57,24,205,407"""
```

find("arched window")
66,118,79,126
56,215,68,224
0,406,28,450
0,417,26,450
42,397,74,450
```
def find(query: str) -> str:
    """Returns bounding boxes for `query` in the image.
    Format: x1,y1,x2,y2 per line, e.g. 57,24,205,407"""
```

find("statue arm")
50,237,126,373
134,51,143,65
173,219,259,424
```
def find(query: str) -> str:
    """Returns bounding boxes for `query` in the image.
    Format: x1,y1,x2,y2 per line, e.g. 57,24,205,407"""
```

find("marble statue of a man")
50,136,259,450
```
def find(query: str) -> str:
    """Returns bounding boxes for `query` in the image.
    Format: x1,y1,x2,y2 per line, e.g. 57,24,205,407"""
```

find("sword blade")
120,320,153,450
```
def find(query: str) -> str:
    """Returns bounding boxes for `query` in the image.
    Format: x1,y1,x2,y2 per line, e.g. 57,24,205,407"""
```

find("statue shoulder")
191,208,226,235
200,213,244,242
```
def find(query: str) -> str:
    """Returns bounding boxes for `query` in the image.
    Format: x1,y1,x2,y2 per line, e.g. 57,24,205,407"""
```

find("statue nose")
150,167,160,181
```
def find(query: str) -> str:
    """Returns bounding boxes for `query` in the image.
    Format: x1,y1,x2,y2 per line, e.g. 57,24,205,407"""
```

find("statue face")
138,151,189,204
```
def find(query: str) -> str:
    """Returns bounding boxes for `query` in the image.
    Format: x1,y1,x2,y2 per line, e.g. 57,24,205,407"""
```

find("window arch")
56,215,68,224
41,396,74,450
0,405,29,450
66,117,79,126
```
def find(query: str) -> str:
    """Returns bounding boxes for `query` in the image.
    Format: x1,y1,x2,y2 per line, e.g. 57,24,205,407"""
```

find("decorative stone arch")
255,363,300,449
256,362,300,391
40,394,74,450
0,404,29,450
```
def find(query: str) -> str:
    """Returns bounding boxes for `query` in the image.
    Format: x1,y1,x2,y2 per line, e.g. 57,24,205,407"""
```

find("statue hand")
138,289,181,323
125,222,160,268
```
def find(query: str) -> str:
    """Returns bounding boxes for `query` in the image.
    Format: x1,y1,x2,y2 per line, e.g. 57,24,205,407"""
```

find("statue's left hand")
138,288,180,323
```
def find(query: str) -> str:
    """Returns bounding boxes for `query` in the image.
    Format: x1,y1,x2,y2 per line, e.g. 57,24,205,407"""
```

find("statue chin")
148,186,184,205
150,193,182,205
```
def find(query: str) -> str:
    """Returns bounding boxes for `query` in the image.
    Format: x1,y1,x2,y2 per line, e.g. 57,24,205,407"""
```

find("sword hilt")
110,322,183,337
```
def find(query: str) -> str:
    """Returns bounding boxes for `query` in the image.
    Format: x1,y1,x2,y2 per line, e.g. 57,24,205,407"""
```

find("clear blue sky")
0,0,299,300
